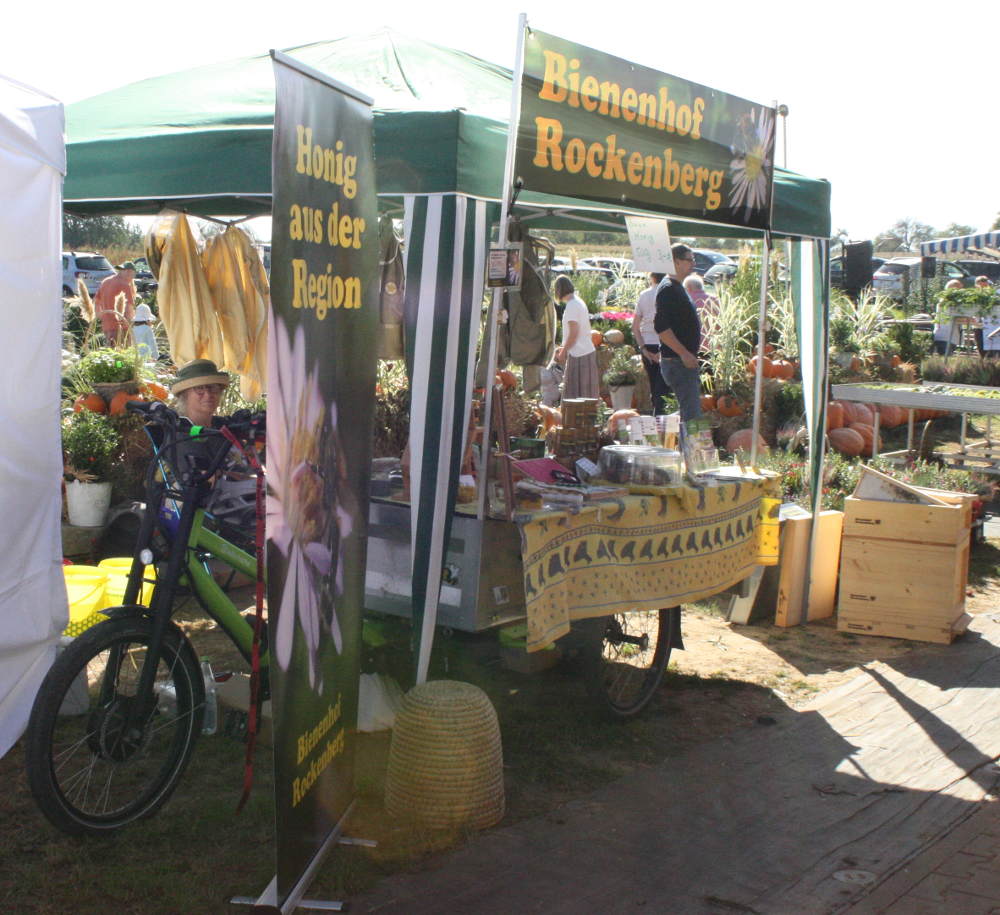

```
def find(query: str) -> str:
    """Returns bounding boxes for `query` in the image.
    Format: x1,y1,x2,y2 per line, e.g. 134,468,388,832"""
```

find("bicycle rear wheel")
26,616,204,835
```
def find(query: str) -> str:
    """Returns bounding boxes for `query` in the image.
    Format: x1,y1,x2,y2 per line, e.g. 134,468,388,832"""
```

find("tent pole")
477,12,528,521
749,232,772,465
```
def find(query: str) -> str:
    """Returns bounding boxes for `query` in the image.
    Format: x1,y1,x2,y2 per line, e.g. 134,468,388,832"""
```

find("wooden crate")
842,495,970,546
838,536,970,622
837,611,971,645
775,510,844,627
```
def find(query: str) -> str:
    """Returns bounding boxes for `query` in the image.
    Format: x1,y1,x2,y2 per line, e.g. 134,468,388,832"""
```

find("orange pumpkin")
726,429,768,455
763,342,776,355
828,427,865,457
700,394,717,412
73,392,107,414
772,359,795,380
849,356,863,374
826,401,844,431
848,422,881,457
141,381,168,401
716,394,744,417
878,405,905,428
891,354,902,368
496,369,517,390
590,329,604,347
109,390,141,415
747,355,774,377
841,401,873,425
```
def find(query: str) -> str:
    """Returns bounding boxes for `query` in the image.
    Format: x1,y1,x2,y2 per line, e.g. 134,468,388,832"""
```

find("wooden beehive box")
837,471,973,644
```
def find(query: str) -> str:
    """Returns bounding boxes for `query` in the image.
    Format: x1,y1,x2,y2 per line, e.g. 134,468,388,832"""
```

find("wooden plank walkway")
355,616,1000,914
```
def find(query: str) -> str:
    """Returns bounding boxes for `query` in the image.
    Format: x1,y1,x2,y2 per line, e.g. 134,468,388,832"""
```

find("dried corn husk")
157,213,224,366
202,226,269,400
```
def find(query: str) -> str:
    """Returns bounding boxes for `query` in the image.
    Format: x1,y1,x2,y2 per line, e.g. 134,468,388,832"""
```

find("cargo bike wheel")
573,607,677,718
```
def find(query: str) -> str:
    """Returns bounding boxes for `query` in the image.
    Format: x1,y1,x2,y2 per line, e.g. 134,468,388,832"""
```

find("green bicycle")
25,401,266,836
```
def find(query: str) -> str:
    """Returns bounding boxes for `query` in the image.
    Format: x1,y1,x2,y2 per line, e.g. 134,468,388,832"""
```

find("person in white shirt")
631,272,668,414
553,275,599,399
932,279,965,355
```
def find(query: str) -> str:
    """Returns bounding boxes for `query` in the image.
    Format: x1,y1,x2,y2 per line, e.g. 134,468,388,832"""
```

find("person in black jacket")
654,244,702,422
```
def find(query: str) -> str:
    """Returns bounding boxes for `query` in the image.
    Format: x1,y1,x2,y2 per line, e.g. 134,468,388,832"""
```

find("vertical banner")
268,52,378,905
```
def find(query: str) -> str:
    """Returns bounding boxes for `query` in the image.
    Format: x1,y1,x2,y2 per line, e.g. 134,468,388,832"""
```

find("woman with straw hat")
171,359,231,427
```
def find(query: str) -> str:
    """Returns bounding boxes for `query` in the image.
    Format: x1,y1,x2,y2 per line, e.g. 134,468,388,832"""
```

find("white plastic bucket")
65,480,113,527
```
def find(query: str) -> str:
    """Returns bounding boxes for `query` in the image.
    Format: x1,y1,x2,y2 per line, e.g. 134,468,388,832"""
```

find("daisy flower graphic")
267,309,351,690
728,107,775,222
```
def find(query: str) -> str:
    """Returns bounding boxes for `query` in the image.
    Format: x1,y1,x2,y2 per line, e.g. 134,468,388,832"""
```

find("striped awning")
920,231,1000,255
403,193,496,684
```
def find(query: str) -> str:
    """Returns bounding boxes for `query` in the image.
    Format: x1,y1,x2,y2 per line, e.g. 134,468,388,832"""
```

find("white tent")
0,75,67,758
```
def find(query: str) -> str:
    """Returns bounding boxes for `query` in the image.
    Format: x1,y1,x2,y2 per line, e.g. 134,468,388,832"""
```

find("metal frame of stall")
832,382,1000,474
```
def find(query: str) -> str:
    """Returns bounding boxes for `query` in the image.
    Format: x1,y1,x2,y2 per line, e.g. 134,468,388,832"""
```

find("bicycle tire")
579,607,676,718
25,616,204,835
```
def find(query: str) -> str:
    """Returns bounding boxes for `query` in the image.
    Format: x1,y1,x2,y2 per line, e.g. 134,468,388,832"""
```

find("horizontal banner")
515,29,776,230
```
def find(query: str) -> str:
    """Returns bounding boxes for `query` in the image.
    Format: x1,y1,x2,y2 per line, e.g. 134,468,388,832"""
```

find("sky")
6,0,999,243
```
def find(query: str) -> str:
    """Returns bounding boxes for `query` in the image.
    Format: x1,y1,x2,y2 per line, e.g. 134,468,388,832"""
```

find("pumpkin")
848,422,882,457
590,329,605,347
763,342,776,355
73,392,107,414
726,429,768,455
849,356,863,374
716,394,744,417
840,401,873,425
496,369,517,390
536,404,562,432
747,355,774,378
826,401,844,431
771,359,795,380
828,426,865,457
109,390,141,415
141,381,169,401
700,394,717,412
891,354,902,367
603,329,625,345
878,405,905,428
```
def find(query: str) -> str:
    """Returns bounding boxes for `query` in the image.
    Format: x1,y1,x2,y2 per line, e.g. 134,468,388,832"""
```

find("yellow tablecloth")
517,474,779,651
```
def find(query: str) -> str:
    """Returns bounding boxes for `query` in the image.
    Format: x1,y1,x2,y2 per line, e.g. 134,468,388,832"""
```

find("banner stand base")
229,812,378,913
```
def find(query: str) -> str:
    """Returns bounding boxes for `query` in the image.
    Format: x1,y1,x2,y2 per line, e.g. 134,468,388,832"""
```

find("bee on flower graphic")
267,309,354,692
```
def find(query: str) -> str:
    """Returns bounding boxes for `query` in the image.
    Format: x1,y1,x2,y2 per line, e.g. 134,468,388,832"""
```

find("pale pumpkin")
726,429,768,455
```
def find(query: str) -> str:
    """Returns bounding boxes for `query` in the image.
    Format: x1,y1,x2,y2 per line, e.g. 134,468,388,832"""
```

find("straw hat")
385,680,504,831
171,359,230,396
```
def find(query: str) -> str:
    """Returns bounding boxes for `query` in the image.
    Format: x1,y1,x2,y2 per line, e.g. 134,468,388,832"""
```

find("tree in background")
937,222,976,239
63,214,143,251
993,213,1000,231
873,217,935,252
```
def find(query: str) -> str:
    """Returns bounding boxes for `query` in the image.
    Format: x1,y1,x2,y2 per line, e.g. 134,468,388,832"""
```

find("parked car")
829,255,886,290
578,256,634,276
131,257,157,294
954,259,1000,284
61,252,115,296
692,249,735,276
872,257,973,299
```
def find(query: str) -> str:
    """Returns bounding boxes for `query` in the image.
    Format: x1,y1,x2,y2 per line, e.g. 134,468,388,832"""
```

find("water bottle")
201,658,218,736
153,679,177,719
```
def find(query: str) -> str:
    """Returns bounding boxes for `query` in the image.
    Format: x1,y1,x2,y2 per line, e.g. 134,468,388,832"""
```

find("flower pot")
609,384,636,410
65,480,113,528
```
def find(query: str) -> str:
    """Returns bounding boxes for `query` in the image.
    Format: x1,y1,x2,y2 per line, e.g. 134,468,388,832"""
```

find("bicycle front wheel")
25,616,204,835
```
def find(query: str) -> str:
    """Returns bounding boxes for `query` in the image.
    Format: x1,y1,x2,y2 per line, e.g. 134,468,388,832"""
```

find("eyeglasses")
190,385,224,396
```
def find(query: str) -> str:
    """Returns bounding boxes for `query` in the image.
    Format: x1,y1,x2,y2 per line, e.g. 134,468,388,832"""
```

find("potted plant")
62,411,121,527
71,347,141,404
602,347,640,409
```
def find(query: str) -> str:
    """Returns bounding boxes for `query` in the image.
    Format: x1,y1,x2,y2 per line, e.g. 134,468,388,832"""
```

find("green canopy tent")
63,30,832,677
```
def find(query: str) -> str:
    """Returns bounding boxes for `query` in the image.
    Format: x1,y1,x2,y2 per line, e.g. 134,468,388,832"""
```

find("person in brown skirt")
553,275,599,400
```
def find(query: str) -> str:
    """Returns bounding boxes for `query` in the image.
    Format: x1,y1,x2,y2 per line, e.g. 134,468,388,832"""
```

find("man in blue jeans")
654,243,702,422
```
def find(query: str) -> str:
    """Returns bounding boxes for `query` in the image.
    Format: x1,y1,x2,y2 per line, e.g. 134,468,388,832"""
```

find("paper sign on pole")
625,215,674,273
